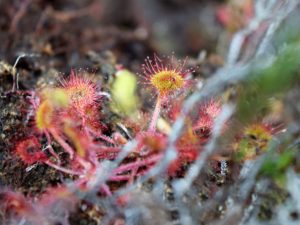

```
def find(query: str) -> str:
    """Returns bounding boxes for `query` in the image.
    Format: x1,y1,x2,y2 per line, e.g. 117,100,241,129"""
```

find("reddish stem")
44,131,61,164
108,171,148,181
100,184,112,196
148,96,162,132
50,129,75,159
113,154,162,175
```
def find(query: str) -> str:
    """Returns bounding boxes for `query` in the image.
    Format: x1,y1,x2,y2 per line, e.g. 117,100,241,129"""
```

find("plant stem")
44,131,61,164
148,96,162,132
50,129,75,159
113,154,161,175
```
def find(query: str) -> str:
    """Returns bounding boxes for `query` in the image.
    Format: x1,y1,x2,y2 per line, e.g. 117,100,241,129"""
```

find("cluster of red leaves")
6,53,278,224
12,58,223,183
217,0,253,32
15,71,106,172
8,56,225,224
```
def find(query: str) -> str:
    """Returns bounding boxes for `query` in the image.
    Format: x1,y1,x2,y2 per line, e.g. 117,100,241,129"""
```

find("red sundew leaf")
216,6,231,28
216,0,254,31
193,100,222,133
14,136,46,164
60,70,99,112
141,54,192,98
167,142,203,176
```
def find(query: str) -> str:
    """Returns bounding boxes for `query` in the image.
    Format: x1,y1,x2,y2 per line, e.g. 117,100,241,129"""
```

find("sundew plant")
1,0,300,225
